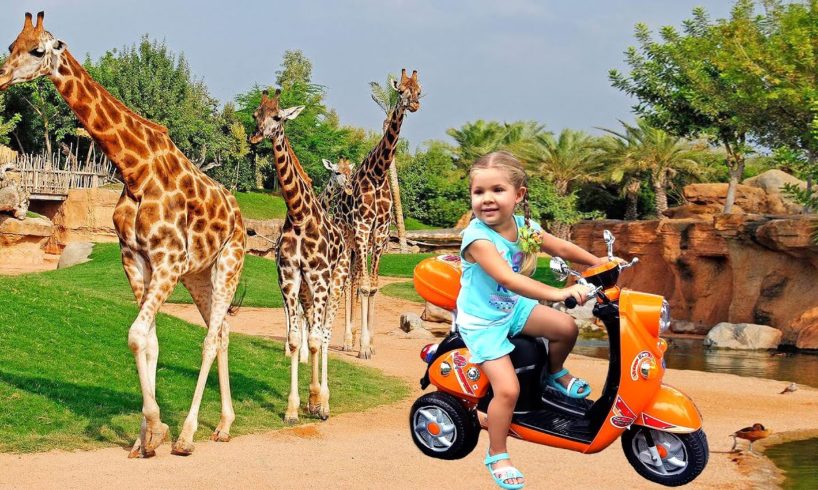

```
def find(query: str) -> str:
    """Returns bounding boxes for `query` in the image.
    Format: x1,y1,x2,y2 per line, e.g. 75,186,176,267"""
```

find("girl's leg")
481,356,523,486
520,304,585,393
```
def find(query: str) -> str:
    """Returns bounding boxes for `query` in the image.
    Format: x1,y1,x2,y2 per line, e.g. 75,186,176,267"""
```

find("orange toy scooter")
410,230,709,487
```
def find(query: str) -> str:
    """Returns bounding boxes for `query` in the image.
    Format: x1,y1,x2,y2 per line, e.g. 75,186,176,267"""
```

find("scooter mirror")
603,230,615,261
549,257,569,281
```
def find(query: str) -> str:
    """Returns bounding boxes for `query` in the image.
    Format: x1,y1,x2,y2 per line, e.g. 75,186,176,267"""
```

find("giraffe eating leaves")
0,12,246,458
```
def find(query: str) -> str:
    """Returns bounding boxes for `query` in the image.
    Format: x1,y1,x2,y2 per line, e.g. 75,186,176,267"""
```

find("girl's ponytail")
518,195,538,277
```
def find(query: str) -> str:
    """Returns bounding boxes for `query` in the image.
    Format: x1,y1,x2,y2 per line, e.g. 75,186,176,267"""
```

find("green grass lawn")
0,261,408,453
232,190,287,220
402,217,438,231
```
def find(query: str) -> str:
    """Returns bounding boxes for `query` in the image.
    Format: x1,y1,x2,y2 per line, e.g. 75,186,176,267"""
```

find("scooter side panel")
427,348,489,401
635,384,702,434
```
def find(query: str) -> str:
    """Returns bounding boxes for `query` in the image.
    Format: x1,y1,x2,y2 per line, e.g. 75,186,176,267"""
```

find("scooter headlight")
659,299,671,333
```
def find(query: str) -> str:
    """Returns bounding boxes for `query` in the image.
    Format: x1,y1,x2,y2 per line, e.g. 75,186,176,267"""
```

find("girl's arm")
466,240,588,303
539,231,606,267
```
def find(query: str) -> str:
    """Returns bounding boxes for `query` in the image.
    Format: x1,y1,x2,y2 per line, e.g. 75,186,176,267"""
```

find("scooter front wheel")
409,392,480,460
621,427,709,487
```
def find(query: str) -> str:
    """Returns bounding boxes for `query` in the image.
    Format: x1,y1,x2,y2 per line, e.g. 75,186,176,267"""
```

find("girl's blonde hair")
469,151,538,276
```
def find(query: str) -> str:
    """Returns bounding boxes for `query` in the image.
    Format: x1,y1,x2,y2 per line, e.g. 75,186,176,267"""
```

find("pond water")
764,438,818,489
574,336,818,387
574,336,818,488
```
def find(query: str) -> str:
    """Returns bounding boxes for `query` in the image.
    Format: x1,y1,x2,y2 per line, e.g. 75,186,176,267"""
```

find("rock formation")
572,170,818,349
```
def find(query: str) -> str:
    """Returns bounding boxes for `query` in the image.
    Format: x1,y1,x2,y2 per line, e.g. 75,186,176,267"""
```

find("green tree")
398,141,468,227
610,7,754,214
0,88,21,147
86,36,222,163
3,75,77,156
599,119,709,217
714,1,818,210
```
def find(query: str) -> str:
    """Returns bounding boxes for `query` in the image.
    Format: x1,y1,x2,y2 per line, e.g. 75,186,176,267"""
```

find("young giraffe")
320,158,354,212
250,90,350,422
338,69,421,359
0,12,245,457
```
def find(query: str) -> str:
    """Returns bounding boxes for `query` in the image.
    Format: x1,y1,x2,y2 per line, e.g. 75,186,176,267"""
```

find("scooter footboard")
635,384,702,434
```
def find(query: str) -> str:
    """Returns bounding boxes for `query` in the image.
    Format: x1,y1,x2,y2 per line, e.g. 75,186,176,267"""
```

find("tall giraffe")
339,69,421,359
250,90,350,422
0,12,245,457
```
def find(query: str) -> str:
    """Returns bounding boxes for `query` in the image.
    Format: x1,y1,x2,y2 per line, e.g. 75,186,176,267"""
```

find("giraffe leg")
172,243,242,455
317,253,350,419
342,283,354,351
367,225,390,356
120,248,154,459
298,282,311,365
127,264,179,458
355,235,374,360
305,271,329,416
280,265,303,424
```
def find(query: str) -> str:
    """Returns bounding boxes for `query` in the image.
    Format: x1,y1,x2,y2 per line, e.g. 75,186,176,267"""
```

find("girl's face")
470,167,526,228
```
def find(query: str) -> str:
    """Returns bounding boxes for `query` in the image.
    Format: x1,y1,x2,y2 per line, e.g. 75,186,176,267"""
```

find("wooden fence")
12,149,115,200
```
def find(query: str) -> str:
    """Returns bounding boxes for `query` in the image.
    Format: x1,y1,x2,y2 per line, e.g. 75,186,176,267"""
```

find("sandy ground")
2,279,818,490
0,254,59,275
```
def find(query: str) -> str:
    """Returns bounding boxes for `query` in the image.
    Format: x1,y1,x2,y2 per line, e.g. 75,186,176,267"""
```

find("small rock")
58,242,94,269
704,322,782,350
400,312,424,333
421,302,453,323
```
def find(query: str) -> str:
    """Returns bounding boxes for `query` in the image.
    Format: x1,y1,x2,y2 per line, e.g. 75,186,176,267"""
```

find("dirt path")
2,283,818,489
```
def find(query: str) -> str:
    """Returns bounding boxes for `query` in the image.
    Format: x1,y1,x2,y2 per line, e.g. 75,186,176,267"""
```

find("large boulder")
244,218,282,258
704,322,783,350
743,169,805,215
57,242,93,269
0,215,53,266
48,188,120,246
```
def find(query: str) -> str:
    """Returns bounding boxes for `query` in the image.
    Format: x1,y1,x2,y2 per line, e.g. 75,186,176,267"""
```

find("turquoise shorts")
456,297,539,364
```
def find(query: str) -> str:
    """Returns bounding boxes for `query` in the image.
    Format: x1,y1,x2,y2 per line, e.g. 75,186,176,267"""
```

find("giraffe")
338,69,421,359
250,89,350,423
0,12,246,457
319,157,354,213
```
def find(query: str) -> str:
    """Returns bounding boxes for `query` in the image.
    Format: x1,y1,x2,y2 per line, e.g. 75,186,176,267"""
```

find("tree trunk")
624,178,641,221
11,130,25,154
722,140,745,214
551,222,572,241
388,157,408,253
652,170,668,217
723,156,745,214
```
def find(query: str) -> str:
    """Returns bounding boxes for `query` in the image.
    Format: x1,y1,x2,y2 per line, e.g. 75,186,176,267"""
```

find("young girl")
457,151,605,489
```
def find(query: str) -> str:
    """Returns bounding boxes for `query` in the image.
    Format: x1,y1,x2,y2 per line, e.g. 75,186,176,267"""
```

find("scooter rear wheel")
409,391,480,460
621,427,709,487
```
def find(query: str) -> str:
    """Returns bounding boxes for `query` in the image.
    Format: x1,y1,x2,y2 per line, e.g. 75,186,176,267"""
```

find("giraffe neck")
49,51,179,192
271,131,316,219
363,103,406,178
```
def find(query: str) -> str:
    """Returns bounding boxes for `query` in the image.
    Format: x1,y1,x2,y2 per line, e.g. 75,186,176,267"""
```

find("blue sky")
4,1,735,147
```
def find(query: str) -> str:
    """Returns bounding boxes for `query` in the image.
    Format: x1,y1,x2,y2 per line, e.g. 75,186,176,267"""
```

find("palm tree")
511,129,603,239
596,133,646,220
370,74,408,253
446,120,545,168
599,119,709,217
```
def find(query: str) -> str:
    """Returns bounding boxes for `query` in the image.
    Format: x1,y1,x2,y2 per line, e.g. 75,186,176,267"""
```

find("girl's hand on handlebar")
562,284,588,304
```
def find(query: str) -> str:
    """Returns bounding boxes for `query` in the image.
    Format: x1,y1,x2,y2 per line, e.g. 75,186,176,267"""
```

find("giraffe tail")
227,278,247,315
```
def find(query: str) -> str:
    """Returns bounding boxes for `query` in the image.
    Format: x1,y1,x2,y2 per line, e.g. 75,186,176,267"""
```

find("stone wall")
0,215,53,266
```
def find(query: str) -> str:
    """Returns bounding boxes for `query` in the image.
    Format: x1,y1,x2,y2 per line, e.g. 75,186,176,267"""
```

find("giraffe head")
322,158,355,195
390,68,422,113
248,89,305,144
0,12,67,91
